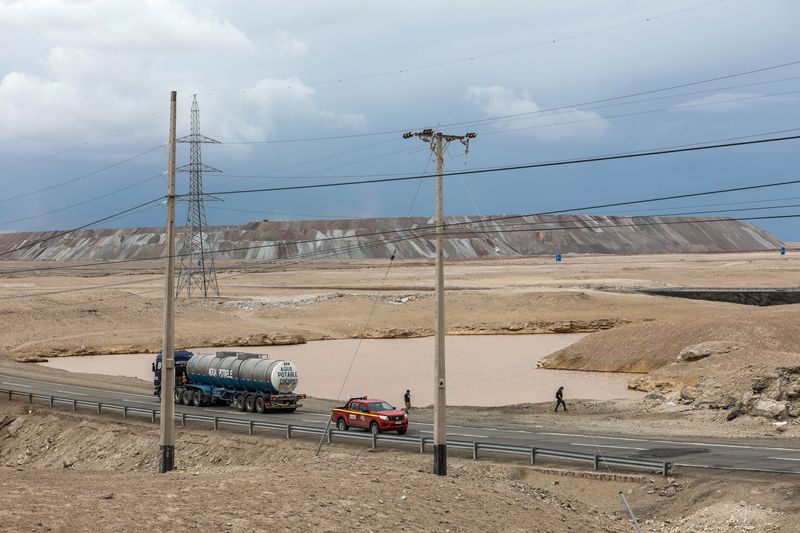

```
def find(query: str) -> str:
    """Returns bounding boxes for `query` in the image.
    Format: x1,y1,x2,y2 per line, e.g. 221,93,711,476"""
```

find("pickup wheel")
235,394,246,411
245,394,256,413
336,418,348,431
369,422,380,435
254,396,265,414
397,429,407,435
181,389,192,406
192,390,203,407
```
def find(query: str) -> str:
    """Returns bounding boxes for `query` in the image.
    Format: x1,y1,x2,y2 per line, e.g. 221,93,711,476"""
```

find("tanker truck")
153,351,305,413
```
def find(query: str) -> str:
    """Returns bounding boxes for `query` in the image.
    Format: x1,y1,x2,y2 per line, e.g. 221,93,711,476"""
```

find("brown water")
40,334,642,407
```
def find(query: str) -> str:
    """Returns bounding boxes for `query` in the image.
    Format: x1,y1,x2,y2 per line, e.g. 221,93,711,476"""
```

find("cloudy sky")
1,0,799,240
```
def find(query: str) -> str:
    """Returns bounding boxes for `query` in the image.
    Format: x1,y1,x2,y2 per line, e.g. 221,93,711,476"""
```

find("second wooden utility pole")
404,129,476,476
159,90,178,473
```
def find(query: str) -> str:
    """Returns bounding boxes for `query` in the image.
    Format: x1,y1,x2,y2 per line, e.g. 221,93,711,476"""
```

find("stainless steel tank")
186,352,299,394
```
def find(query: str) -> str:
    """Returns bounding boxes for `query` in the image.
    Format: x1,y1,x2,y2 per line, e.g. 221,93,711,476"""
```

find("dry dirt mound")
0,402,627,532
539,308,800,373
3,401,799,532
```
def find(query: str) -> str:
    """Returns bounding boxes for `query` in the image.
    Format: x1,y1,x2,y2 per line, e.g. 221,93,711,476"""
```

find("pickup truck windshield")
368,402,393,411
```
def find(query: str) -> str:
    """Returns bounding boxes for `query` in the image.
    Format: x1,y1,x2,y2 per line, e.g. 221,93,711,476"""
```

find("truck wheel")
370,422,380,435
235,394,245,411
336,418,348,431
181,389,192,406
397,429,407,435
245,394,256,413
192,390,203,407
254,396,265,414
174,388,182,403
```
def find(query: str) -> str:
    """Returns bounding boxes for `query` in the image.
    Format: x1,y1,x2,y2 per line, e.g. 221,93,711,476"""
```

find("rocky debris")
660,501,783,533
5,416,25,437
628,377,676,393
14,355,48,363
230,333,306,346
723,367,800,421
359,328,431,339
223,292,430,311
677,341,741,362
0,415,15,431
466,319,630,341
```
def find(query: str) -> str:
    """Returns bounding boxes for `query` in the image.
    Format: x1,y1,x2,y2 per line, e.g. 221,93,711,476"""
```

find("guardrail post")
663,462,670,476
530,447,536,465
213,417,218,431
286,424,291,439
49,396,54,408
28,393,32,404
327,427,332,444
123,406,128,419
7,390,11,400
72,399,77,411
419,437,425,454
594,454,600,471
97,403,101,415
371,432,377,450
180,412,186,427
249,421,254,435
151,410,156,423
472,442,479,460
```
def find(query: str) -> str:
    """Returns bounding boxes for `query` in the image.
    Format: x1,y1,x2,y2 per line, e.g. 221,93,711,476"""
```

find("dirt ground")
1,251,799,431
1,251,800,531
1,400,797,533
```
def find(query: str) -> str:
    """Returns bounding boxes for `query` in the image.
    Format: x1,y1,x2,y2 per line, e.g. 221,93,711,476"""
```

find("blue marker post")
780,246,786,256
556,254,562,263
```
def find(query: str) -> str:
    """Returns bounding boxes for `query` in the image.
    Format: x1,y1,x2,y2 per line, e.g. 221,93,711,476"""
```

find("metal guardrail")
2,387,671,475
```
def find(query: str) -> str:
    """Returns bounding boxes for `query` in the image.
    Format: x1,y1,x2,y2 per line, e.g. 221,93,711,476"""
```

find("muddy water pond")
40,334,642,407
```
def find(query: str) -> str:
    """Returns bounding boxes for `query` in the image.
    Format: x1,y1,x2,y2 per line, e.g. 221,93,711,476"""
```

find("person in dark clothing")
404,389,411,412
554,386,567,412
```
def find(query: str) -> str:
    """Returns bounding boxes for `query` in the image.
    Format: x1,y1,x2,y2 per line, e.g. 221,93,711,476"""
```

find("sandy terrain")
1,400,797,533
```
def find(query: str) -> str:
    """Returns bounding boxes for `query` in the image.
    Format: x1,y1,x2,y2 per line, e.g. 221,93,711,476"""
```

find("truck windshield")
368,402,393,411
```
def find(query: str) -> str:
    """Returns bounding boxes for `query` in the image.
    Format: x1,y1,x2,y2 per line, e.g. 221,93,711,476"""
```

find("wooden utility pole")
159,90,178,473
404,129,476,476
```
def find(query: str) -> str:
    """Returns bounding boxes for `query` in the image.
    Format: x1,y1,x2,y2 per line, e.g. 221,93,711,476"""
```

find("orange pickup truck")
331,396,408,435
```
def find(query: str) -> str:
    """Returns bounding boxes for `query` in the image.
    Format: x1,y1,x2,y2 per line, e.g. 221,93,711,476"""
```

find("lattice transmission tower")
175,95,221,298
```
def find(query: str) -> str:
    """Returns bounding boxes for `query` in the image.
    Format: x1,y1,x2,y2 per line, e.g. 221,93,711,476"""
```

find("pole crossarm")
177,133,221,144
177,163,223,174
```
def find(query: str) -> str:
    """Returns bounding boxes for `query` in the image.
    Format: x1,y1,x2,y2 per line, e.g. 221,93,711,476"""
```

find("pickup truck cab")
331,397,408,435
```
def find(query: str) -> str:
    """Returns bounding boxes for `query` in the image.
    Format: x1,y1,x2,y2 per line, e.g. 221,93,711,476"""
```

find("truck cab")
152,350,194,397
331,397,408,435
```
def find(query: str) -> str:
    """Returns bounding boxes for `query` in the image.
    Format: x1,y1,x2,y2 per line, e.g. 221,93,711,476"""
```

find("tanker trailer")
173,351,304,413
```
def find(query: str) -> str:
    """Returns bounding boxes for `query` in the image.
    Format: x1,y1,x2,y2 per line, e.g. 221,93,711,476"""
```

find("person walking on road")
404,389,411,412
554,386,567,412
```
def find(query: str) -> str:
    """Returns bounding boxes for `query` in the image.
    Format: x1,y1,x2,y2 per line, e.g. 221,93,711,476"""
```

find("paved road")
3,374,800,474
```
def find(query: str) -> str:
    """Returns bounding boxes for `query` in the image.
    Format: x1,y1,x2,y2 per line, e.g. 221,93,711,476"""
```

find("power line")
201,133,800,197
0,144,164,205
590,194,800,215
217,60,800,146
0,172,164,228
0,111,161,173
478,89,800,138
2,210,794,302
3,173,799,276
200,0,734,98
0,196,164,259
206,206,374,220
